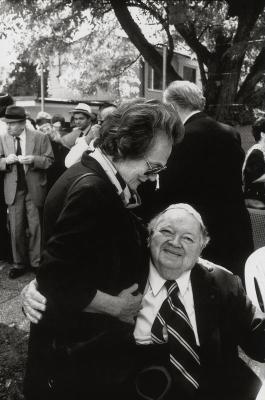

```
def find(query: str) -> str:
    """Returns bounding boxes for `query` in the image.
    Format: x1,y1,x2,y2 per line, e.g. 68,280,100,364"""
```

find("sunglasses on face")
144,158,167,176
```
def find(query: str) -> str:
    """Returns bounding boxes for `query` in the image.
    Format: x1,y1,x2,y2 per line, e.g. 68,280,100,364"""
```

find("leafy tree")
2,0,265,122
50,15,140,100
6,59,43,97
0,1,140,100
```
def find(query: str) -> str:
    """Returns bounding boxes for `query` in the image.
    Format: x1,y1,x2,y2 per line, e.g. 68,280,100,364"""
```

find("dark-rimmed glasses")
144,158,167,176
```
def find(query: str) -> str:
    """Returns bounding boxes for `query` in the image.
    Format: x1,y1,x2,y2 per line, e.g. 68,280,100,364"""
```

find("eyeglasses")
144,158,167,176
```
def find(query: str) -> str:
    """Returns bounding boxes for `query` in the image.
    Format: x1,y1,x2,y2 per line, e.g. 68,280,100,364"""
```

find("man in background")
0,105,54,278
60,103,93,149
138,81,253,280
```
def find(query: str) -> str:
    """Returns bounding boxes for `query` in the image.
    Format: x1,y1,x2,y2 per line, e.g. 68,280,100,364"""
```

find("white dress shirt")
64,137,91,168
15,130,26,156
134,262,200,345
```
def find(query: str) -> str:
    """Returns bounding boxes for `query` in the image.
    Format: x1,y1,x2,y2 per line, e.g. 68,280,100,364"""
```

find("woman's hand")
21,279,47,324
117,283,143,324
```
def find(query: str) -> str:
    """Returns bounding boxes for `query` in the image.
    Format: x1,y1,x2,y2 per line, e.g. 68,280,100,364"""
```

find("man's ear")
147,231,153,248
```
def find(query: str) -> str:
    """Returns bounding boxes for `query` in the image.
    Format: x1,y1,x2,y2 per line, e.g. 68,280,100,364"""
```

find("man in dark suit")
133,204,264,400
138,81,253,280
0,105,54,278
23,203,265,400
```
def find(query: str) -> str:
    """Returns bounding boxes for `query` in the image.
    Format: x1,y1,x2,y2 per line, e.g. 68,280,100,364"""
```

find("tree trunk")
110,0,181,82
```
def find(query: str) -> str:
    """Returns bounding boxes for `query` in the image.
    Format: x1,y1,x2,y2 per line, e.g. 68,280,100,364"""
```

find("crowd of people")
0,95,116,278
0,82,265,400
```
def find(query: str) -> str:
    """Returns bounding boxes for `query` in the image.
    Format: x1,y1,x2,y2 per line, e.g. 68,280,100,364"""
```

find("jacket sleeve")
31,134,54,170
0,138,8,171
231,275,265,362
37,180,108,317
244,149,265,184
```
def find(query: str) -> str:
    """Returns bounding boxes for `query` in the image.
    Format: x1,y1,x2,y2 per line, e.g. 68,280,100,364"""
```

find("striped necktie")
151,280,200,396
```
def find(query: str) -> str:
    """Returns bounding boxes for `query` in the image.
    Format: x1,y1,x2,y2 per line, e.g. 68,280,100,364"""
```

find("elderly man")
0,105,54,278
60,102,93,149
138,81,253,280
23,203,265,400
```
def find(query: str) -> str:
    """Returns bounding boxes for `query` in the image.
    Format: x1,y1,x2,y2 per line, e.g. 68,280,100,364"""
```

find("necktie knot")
165,280,179,296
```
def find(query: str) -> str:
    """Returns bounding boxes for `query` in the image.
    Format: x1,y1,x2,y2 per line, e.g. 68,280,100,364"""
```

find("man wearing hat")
0,105,54,279
60,102,93,149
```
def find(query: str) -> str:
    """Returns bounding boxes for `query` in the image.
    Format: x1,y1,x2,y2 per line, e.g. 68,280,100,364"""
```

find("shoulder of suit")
25,127,43,136
197,257,233,274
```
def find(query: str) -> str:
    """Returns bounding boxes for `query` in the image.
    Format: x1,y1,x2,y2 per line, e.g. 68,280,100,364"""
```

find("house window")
147,65,163,91
183,66,196,83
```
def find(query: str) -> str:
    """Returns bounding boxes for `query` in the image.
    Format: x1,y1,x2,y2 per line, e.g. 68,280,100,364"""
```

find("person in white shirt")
22,203,265,400
64,103,116,168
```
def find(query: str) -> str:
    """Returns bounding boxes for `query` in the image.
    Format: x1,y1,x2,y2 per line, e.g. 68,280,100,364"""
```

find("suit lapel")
5,133,15,154
191,264,220,352
25,128,35,174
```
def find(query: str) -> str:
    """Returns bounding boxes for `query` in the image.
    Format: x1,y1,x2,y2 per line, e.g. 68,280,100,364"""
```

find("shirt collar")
15,129,26,141
148,260,191,297
183,110,201,125
81,124,91,135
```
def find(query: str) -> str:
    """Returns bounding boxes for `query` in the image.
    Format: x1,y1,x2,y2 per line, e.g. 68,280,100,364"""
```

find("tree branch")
236,46,265,103
109,0,181,81
173,21,211,66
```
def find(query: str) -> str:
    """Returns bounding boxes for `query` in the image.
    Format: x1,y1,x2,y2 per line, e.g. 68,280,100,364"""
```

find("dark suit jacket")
137,112,253,278
24,151,149,400
243,148,265,202
134,262,265,400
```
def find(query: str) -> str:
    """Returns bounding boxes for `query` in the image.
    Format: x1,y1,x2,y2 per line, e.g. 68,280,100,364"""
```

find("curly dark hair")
94,98,184,161
252,117,265,142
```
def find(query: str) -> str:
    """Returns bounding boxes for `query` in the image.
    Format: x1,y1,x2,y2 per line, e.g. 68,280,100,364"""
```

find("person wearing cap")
22,203,265,400
59,102,93,149
64,103,117,168
0,105,54,279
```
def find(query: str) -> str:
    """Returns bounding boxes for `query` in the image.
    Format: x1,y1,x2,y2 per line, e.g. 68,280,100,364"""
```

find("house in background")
14,44,201,121
141,47,202,101
48,41,201,103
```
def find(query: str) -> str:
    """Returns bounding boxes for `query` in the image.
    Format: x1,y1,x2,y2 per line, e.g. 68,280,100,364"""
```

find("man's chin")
158,264,183,281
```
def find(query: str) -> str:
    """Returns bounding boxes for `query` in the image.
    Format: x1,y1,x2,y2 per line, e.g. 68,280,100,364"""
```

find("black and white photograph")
0,1,265,399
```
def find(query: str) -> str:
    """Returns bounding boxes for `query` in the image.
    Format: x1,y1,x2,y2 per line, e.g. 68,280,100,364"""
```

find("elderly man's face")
150,209,203,280
115,131,172,191
7,121,26,137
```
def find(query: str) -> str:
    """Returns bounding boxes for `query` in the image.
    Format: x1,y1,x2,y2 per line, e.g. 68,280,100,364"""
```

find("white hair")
148,203,210,248
163,81,206,111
